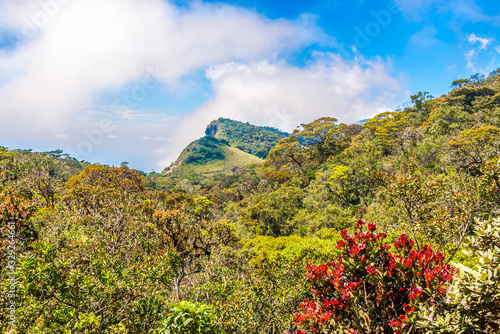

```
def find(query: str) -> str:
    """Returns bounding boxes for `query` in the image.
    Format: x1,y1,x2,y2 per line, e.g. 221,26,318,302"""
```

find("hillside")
205,118,289,158
163,135,263,177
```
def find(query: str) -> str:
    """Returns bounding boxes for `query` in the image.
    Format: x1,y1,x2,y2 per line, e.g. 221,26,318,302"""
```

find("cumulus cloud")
0,0,326,169
0,0,402,171
156,54,401,167
0,0,319,127
467,33,493,49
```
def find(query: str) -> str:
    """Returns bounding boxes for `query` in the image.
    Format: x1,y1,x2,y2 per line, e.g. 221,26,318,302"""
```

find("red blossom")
356,220,366,229
294,223,454,334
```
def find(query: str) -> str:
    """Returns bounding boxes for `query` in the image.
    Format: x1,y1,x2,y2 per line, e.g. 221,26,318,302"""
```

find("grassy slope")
206,118,289,158
167,145,263,176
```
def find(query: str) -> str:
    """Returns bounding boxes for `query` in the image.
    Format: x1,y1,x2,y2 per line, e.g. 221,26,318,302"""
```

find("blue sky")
0,0,499,171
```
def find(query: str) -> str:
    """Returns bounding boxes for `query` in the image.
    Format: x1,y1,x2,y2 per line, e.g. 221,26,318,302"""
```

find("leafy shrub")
156,301,219,334
423,218,500,333
289,220,454,334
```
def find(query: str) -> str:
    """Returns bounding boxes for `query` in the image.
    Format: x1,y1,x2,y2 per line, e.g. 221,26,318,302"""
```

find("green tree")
446,125,500,175
451,79,470,90
363,111,411,154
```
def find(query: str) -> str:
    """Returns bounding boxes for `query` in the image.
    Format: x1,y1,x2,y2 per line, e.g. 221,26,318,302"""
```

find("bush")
289,220,454,334
423,218,500,333
156,301,219,334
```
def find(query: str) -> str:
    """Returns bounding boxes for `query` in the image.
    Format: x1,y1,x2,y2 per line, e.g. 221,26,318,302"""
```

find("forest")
1,71,500,333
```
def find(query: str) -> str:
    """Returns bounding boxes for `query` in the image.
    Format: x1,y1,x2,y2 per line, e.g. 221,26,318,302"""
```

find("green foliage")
266,118,358,175
156,301,219,334
205,118,289,159
451,78,470,90
242,235,340,263
183,136,229,164
363,111,411,154
421,218,500,333
446,125,500,175
243,186,305,237
371,159,499,259
192,247,312,334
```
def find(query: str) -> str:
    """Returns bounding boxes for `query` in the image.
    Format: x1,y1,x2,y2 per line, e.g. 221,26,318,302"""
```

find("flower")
356,220,366,229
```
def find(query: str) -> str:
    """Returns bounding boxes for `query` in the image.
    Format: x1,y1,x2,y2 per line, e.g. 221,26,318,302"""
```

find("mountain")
163,134,263,177
163,119,288,177
205,118,289,159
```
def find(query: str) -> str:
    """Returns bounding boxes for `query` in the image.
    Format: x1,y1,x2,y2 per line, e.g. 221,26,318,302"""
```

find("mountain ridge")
205,118,289,159
163,118,286,177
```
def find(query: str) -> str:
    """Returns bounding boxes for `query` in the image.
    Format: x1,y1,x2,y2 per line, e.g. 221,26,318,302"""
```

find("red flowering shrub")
289,220,454,334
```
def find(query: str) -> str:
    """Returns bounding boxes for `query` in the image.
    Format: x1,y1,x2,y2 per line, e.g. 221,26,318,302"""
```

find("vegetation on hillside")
162,135,263,187
205,118,289,159
2,70,500,333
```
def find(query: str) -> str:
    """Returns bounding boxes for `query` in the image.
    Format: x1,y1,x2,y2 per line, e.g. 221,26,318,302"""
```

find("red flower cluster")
291,221,455,334
388,314,408,333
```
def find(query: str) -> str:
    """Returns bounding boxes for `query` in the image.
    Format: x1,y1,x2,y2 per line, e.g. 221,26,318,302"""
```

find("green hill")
205,118,289,158
164,135,263,177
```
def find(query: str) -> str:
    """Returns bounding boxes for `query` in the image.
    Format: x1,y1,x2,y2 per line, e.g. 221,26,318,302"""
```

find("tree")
294,117,343,164
244,187,304,237
261,169,292,190
323,165,369,208
410,92,434,112
266,136,307,174
371,159,500,262
363,112,411,154
451,79,470,90
446,125,500,175
148,192,238,298
63,164,145,216
266,118,350,173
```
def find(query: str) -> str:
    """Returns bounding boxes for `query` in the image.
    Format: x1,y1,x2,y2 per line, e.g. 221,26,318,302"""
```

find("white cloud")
0,0,320,128
156,54,402,167
468,33,493,49
465,49,477,71
464,34,497,73
0,0,325,170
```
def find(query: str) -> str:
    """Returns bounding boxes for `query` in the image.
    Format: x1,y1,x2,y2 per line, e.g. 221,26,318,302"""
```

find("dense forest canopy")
1,71,500,333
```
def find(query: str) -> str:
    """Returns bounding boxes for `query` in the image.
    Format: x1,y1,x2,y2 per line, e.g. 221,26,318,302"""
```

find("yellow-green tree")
363,111,411,154
447,125,500,175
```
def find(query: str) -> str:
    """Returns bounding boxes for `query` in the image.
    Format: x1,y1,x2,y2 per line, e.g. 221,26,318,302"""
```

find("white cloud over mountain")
0,0,402,170
156,54,401,167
